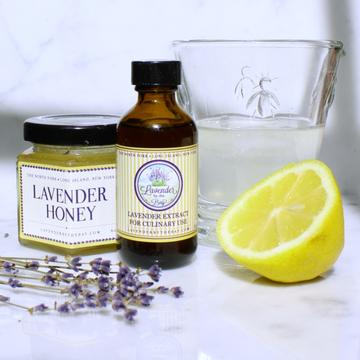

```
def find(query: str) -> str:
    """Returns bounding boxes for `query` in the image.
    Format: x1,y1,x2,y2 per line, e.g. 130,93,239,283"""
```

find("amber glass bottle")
117,61,197,268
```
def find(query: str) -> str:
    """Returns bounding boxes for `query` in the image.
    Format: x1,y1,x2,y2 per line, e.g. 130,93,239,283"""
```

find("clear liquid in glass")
197,114,324,243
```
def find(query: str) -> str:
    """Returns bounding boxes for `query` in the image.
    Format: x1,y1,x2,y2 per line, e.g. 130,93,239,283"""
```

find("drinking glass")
173,40,343,246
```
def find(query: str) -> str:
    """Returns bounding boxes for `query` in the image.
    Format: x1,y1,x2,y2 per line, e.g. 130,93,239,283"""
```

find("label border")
116,144,197,152
118,230,197,243
18,161,117,247
117,144,198,243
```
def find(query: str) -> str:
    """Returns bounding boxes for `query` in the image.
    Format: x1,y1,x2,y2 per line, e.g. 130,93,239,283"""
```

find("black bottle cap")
24,114,119,146
131,61,181,86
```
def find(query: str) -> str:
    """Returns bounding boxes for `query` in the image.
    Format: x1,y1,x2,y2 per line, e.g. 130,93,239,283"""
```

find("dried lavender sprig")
149,285,184,298
170,286,184,298
1,266,181,298
152,285,169,294
3,268,119,289
25,261,40,271
0,259,50,275
0,272,45,282
0,294,9,302
1,256,59,263
2,261,17,274
0,259,80,272
0,294,30,312
0,269,77,287
31,303,49,313
0,258,149,285
0,279,62,293
124,308,137,322
147,264,161,282
0,259,118,277
1,256,126,273
15,297,135,320
0,255,184,323
5,301,30,311
1,255,117,266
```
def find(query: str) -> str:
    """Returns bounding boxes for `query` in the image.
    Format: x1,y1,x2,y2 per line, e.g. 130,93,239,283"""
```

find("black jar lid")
24,114,119,146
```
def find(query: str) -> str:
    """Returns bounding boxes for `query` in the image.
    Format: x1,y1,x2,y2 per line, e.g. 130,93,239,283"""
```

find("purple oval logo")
134,160,183,211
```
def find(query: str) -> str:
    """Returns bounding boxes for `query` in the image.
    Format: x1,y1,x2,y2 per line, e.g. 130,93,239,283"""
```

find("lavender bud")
98,276,111,292
90,257,102,275
84,291,97,308
57,303,71,313
116,286,129,298
69,283,82,297
112,290,123,300
139,293,154,307
8,278,22,288
170,286,184,298
121,273,136,288
70,256,82,271
157,286,169,294
44,255,58,263
77,271,88,280
85,291,95,302
148,264,162,282
3,262,16,274
86,301,97,308
42,274,57,286
33,303,48,313
100,260,111,274
61,273,73,282
124,308,137,322
142,281,154,288
26,261,39,271
97,290,110,307
112,299,125,311
0,295,9,302
134,280,144,291
116,265,130,282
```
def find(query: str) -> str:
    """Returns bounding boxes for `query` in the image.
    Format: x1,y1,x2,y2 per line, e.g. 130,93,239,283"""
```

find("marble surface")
1,162,360,360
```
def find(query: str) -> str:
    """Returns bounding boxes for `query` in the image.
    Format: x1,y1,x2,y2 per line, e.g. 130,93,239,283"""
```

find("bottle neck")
135,86,177,105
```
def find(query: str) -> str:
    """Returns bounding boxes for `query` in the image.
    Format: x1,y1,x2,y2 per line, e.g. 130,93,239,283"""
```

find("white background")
0,0,359,199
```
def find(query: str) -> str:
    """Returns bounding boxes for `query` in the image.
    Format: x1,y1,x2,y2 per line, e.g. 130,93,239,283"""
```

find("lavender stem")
0,280,62,293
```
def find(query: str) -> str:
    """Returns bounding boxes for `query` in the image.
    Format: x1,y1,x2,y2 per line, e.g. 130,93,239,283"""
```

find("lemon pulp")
217,160,344,283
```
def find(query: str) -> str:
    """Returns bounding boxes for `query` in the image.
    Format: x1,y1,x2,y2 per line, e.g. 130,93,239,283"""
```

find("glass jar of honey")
17,114,119,255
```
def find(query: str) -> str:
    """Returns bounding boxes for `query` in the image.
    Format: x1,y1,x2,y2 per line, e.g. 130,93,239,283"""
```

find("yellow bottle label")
117,145,198,243
17,161,117,249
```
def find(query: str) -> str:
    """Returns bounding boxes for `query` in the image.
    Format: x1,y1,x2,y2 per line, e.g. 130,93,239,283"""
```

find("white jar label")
18,162,116,248
117,145,198,243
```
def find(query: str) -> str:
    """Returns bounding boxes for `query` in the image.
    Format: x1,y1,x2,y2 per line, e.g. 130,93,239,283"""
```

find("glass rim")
172,39,343,50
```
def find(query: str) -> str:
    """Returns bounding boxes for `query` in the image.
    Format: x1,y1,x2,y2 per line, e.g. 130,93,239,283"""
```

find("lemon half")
216,160,344,283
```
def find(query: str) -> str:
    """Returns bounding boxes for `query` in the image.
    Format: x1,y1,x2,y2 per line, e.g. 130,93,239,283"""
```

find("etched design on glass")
234,66,280,117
